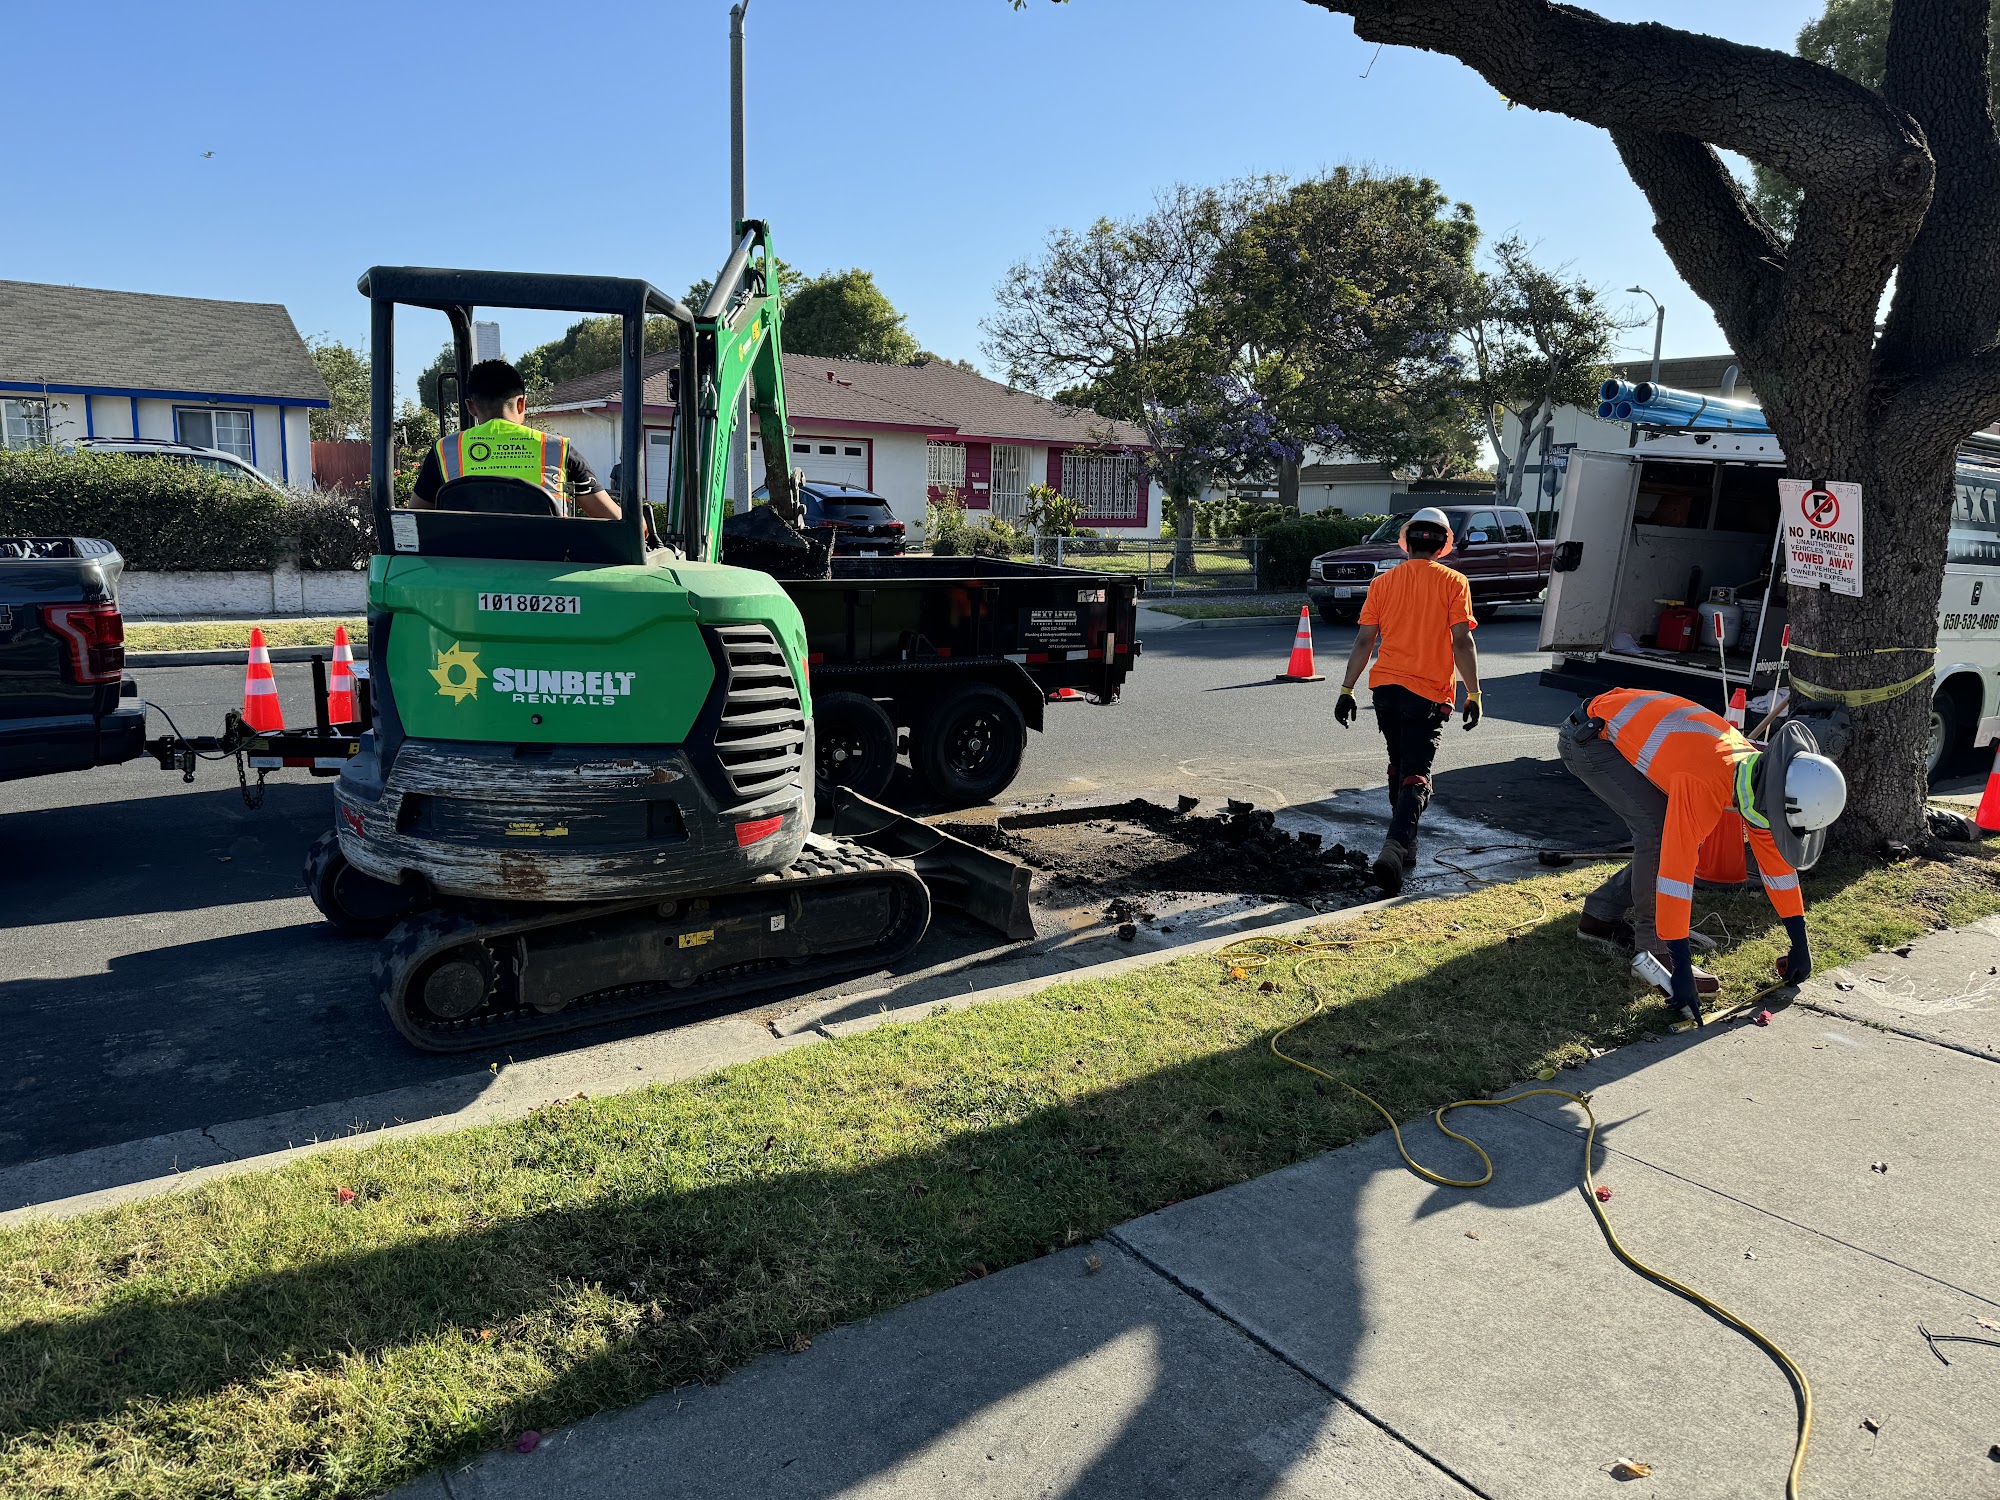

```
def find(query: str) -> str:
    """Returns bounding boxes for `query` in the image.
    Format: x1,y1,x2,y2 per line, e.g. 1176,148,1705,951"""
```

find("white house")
535,352,1152,544
0,279,329,486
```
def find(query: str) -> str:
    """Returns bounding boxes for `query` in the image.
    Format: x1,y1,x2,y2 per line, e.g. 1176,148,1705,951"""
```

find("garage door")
753,434,870,489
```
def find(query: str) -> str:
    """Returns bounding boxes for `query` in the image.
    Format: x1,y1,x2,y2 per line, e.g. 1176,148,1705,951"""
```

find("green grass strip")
124,619,366,653
1,851,1993,1497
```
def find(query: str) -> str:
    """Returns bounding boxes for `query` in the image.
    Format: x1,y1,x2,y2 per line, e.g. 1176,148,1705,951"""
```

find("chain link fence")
1023,535,1268,594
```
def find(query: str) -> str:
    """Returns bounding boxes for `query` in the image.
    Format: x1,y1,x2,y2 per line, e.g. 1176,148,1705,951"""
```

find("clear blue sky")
1,0,1822,398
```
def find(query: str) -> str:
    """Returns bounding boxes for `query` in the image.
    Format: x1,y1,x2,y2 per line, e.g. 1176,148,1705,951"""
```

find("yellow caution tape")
1789,666,1935,707
1787,644,1933,659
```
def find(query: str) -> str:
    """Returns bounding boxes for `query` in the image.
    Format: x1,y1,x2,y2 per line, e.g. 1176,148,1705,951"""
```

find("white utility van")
1539,425,2000,783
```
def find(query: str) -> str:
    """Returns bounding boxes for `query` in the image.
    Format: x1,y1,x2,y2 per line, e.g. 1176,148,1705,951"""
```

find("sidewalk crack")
1103,1232,1496,1500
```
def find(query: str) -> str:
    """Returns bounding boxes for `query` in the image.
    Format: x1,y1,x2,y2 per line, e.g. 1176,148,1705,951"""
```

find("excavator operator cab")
356,265,695,566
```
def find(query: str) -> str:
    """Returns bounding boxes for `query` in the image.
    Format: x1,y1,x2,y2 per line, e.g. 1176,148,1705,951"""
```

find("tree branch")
1883,342,2000,449
1879,0,2000,373
1321,0,1931,210
1607,130,1785,361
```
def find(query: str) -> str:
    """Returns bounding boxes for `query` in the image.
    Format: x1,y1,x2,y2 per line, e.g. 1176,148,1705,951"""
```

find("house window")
927,441,967,493
177,407,254,462
1062,450,1142,522
1,398,49,451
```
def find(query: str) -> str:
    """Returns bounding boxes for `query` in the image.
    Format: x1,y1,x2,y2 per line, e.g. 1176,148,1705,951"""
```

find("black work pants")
1373,682,1450,844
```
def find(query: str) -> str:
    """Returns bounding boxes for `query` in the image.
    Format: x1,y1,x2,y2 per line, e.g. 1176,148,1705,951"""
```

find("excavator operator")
409,359,621,520
1559,688,1847,1025
1333,506,1482,894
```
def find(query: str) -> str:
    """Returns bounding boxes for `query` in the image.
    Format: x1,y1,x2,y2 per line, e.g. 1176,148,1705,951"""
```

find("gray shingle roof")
539,349,1145,446
1611,354,1749,394
0,280,329,403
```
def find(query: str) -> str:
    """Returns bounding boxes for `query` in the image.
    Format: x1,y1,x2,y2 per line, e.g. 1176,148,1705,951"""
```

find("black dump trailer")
782,555,1142,804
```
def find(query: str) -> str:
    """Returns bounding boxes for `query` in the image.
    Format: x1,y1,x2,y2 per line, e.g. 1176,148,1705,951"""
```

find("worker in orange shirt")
1559,689,1847,1024
1333,508,1482,893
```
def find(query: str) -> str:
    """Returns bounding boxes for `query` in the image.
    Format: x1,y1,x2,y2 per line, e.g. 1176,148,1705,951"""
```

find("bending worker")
410,359,621,519
1559,689,1847,1025
1333,507,1481,893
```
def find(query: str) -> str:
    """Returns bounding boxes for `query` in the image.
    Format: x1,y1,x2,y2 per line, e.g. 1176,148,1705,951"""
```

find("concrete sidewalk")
395,918,2000,1500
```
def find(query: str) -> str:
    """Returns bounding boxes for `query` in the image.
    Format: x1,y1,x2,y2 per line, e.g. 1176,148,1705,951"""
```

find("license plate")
1333,587,1355,599
478,593,580,615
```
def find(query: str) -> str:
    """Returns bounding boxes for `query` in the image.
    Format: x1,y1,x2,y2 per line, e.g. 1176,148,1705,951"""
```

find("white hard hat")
1752,720,1846,868
1399,506,1454,558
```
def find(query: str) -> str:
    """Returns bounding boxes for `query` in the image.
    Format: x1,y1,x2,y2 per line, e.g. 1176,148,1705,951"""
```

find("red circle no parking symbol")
1803,488,1840,527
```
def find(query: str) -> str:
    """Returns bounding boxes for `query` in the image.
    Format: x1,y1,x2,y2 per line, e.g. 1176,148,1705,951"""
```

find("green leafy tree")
783,269,919,364
1749,0,2000,238
305,337,370,442
1201,168,1480,501
684,255,804,313
1460,236,1621,506
984,177,1285,567
513,315,678,395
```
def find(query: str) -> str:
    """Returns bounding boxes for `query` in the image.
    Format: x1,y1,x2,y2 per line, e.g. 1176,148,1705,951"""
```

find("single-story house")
0,279,329,486
534,351,1152,543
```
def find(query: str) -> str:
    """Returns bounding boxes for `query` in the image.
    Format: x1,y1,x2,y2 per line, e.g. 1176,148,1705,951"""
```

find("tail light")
736,815,785,847
42,601,124,683
886,520,905,533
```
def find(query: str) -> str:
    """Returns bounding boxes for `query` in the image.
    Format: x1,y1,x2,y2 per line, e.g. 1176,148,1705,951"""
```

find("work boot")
1372,836,1411,894
1402,833,1419,871
1577,912,1636,955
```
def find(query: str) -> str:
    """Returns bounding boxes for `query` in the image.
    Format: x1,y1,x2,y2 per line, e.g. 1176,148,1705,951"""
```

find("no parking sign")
1778,479,1863,597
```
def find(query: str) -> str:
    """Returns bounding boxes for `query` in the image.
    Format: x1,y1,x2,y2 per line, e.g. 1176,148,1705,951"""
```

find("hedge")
1258,515,1387,590
0,448,370,571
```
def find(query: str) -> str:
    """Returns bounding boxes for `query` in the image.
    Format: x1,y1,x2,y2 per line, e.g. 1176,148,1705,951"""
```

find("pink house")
535,351,1152,543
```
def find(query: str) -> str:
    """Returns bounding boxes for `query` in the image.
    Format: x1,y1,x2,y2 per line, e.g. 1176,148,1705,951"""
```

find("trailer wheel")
912,682,1027,805
303,829,415,936
814,691,898,801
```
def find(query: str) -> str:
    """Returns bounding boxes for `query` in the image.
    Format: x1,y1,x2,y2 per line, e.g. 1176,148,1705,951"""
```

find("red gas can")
1656,605,1700,652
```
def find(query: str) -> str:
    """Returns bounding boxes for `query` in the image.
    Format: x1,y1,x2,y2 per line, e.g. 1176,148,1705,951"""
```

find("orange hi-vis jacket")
1585,688,1805,942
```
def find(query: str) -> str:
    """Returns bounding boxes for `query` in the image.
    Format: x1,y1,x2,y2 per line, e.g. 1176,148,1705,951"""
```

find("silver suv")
74,437,285,493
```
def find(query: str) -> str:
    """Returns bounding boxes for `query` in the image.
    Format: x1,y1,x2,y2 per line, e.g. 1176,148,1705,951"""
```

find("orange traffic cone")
327,625,357,724
1275,605,1324,682
1048,686,1082,702
1725,687,1746,730
1976,748,2000,833
241,627,283,732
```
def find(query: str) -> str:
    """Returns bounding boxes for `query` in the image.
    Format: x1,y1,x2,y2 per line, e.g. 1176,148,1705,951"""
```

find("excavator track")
374,836,929,1052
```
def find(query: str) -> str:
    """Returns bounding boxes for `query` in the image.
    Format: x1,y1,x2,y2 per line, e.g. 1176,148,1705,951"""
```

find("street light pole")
1627,285,1664,387
728,1,753,516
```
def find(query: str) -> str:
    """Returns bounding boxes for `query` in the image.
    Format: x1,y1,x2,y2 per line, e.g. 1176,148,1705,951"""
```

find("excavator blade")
830,788,1036,942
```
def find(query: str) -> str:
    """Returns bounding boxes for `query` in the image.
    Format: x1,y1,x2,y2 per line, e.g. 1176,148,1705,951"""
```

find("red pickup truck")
1306,504,1555,625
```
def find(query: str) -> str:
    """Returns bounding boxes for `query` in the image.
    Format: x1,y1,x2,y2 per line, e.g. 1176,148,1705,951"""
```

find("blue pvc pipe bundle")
1598,380,1772,433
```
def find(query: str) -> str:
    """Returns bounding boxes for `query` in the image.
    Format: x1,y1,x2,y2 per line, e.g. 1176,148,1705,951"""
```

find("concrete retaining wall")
118,568,368,620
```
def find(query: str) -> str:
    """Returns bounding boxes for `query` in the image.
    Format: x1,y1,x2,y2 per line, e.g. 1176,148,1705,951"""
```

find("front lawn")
124,618,366,653
2,850,1993,1498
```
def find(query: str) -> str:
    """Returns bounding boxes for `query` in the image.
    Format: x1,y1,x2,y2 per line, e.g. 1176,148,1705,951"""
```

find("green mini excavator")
304,225,1022,1050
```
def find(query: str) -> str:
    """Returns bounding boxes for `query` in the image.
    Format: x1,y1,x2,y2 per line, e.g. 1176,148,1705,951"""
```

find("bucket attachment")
831,789,1036,941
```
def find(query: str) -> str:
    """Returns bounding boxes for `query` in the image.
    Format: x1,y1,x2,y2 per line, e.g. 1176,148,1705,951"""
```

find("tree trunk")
1767,398,1950,854
1504,407,1543,508
1173,484,1200,574
1277,455,1300,512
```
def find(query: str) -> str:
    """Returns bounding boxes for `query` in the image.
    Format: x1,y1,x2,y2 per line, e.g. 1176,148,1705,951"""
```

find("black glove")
1462,691,1482,731
1775,914,1812,984
1667,936,1702,1025
1335,688,1358,729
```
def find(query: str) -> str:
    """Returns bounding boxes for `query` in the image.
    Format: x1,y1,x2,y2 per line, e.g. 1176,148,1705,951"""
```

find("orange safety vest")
1586,688,1804,941
435,419,570,503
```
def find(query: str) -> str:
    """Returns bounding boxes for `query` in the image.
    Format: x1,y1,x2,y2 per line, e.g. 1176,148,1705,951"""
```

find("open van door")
1540,451,1638,652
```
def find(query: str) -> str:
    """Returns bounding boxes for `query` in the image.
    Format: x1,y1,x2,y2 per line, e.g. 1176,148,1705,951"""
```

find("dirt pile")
937,797,1380,905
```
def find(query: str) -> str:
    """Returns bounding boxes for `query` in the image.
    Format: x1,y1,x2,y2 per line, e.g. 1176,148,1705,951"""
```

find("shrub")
0,448,371,570
1260,515,1387,590
926,489,1027,558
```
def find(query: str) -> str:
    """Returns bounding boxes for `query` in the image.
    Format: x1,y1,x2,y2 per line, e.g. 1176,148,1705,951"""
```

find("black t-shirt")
413,439,601,506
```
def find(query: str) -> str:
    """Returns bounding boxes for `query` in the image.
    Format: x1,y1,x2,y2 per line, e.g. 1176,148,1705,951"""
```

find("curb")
1150,612,1309,632
129,643,370,668
0,889,1429,1226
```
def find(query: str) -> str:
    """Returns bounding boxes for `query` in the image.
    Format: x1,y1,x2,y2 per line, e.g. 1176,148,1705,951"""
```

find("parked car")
75,437,284,493
1306,504,1554,625
752,480,907,556
1,536,146,783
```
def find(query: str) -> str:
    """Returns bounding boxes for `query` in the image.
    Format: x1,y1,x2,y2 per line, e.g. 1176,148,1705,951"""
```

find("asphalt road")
0,613,1607,1178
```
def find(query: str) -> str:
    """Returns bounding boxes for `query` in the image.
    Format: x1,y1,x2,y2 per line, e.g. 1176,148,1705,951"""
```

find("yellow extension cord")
1220,875,1814,1497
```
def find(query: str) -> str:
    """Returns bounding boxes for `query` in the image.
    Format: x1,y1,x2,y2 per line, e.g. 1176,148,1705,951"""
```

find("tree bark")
1277,455,1301,512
